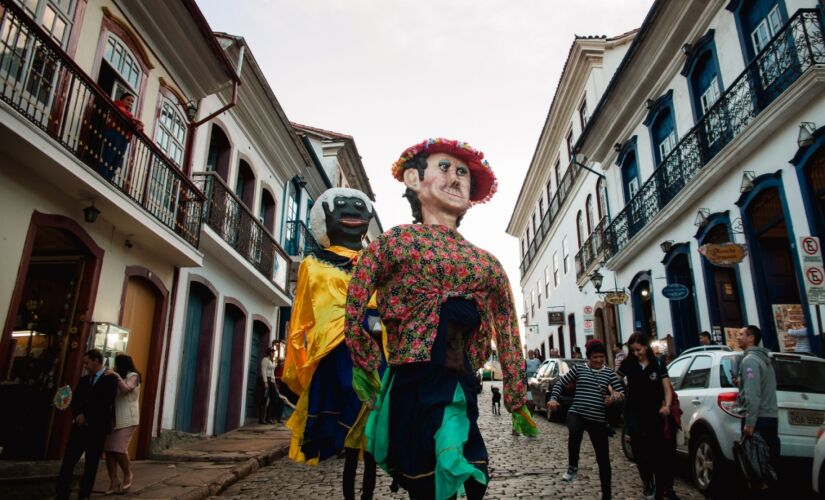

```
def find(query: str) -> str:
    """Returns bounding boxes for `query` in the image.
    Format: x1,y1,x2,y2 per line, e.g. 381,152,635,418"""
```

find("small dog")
491,387,502,415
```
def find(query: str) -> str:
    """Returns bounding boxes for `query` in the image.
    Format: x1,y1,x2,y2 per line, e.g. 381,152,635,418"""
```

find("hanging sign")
547,311,565,325
699,242,747,266
661,284,690,300
604,291,629,305
798,236,825,304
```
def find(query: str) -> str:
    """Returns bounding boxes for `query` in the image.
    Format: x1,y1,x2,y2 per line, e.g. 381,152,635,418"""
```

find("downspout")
185,42,244,174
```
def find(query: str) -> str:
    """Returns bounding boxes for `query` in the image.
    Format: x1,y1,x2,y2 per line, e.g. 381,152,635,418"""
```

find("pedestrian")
259,347,278,424
698,331,713,346
572,346,583,359
525,349,540,379
736,325,779,496
99,91,142,183
103,354,141,494
55,349,118,500
548,339,624,500
612,344,626,368
344,138,536,500
282,187,382,500
787,322,810,353
618,332,679,500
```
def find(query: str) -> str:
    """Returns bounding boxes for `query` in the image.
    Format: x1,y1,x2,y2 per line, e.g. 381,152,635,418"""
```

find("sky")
198,0,653,333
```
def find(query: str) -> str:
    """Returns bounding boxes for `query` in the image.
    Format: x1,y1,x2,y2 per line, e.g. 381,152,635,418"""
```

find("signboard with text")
699,242,747,266
661,284,690,300
799,236,825,304
548,311,565,325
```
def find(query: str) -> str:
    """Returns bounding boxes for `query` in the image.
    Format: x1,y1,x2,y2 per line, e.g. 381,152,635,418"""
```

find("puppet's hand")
352,366,380,405
511,406,539,437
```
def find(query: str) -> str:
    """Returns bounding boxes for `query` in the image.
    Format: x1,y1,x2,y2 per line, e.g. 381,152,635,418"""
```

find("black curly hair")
401,151,475,227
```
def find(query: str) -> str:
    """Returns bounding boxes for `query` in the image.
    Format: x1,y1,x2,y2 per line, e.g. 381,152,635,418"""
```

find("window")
539,198,545,218
553,252,560,287
719,355,740,388
700,76,721,115
576,211,585,247
536,279,542,308
731,0,787,63
554,159,561,187
562,236,570,274
546,178,553,204
532,212,538,236
596,178,607,219
585,195,595,233
667,356,693,389
681,355,713,389
530,288,536,318
644,91,677,165
544,266,551,297
526,225,531,245
155,98,187,166
579,98,589,129
751,5,782,54
621,151,640,203
658,129,677,162
521,238,527,257
566,128,574,161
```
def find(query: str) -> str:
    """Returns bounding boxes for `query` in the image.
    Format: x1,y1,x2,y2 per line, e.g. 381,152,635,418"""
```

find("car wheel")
690,432,719,495
621,424,634,462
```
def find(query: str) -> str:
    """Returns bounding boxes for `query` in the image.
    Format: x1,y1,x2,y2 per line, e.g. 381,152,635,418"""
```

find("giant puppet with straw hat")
344,138,536,500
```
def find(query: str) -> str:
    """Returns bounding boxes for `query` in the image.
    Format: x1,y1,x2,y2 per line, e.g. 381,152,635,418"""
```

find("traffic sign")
799,236,825,304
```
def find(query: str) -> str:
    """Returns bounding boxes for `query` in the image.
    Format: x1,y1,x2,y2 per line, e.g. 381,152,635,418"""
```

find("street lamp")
589,269,604,293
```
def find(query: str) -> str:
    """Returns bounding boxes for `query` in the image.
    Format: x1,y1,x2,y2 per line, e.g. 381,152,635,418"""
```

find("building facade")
513,0,825,360
507,31,637,363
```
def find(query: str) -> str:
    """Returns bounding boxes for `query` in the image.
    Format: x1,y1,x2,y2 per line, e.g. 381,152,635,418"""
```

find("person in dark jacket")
55,349,118,500
618,332,679,500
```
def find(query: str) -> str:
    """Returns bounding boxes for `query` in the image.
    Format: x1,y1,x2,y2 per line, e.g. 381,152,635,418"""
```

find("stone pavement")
215,381,705,499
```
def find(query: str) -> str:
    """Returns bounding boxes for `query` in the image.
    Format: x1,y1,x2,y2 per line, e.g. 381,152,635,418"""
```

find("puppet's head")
309,187,374,250
391,138,497,225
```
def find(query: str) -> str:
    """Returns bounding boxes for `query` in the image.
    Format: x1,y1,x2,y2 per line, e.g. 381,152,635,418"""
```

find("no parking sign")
799,236,825,304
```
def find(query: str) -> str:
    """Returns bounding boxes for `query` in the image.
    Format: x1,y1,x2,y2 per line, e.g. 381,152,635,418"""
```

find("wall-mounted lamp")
185,101,199,121
694,208,710,227
659,240,674,254
613,143,623,153
83,202,100,223
739,170,756,193
681,43,692,55
589,269,604,293
297,175,308,188
645,98,655,110
519,313,528,325
798,121,816,148
640,287,650,298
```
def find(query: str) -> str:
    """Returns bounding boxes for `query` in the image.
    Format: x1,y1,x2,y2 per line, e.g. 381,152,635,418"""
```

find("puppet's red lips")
338,218,368,227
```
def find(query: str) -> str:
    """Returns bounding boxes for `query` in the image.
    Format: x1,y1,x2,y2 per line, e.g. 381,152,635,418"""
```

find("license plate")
789,410,825,426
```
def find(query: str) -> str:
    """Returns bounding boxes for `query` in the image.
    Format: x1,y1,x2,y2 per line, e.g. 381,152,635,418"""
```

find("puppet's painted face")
323,196,373,250
416,153,472,216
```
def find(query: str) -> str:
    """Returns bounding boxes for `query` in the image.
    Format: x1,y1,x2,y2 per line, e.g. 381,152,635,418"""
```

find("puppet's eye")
438,160,450,172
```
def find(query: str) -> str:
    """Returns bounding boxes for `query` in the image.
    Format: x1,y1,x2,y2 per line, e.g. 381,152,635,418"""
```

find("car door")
676,355,714,443
667,356,693,449
529,361,551,408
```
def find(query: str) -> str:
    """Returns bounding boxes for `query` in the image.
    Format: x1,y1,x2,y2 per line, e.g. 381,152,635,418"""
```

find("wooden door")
121,277,157,459
176,288,204,432
214,310,235,435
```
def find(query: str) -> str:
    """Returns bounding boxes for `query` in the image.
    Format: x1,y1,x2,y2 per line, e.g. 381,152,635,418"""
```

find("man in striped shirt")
548,339,624,500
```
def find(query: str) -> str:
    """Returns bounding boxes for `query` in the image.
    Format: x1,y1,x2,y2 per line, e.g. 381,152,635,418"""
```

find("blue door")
665,251,700,354
245,326,264,420
175,288,204,432
214,309,235,435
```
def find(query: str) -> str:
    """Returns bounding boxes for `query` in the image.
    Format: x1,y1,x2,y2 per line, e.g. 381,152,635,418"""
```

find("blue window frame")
682,30,724,123
726,0,789,63
643,90,677,166
616,136,640,204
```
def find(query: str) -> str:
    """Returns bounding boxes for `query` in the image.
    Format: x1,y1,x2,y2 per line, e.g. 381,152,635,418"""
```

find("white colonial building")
511,0,825,360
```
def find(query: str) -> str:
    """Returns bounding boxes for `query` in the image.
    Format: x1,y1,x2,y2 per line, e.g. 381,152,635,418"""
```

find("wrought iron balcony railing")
193,172,289,291
604,9,824,259
284,219,321,257
0,0,203,246
520,162,581,277
575,216,608,282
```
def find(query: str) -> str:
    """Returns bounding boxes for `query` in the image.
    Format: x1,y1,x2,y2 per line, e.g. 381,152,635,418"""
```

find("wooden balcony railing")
0,0,203,245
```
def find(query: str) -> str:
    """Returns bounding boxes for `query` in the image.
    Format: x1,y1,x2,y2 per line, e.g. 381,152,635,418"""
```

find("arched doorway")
630,271,656,337
696,215,746,344
0,213,103,459
663,244,700,354
797,139,825,241
738,173,808,351
214,302,246,435
246,319,270,422
594,302,620,366
206,124,232,182
175,279,217,433
120,269,168,459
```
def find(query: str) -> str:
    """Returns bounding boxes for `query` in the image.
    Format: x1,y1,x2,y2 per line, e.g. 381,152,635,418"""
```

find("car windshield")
772,355,825,394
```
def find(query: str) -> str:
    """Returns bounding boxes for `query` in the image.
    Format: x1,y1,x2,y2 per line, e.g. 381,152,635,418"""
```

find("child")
491,387,502,415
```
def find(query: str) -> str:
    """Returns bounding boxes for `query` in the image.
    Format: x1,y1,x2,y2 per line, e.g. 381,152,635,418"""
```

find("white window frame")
155,97,187,166
658,130,678,162
553,252,560,287
562,236,570,275
544,266,551,297
628,177,640,199
751,5,782,54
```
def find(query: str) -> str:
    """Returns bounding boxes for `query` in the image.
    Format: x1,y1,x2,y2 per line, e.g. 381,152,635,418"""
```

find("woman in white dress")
103,354,140,494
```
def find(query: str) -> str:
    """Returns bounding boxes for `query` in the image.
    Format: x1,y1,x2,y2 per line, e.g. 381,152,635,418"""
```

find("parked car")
528,358,585,420
812,425,825,494
630,345,825,495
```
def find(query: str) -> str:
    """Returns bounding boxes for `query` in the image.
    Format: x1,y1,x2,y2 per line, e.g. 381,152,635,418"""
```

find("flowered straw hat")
391,138,498,204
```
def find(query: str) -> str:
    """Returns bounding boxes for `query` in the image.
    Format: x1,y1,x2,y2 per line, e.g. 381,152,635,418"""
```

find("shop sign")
699,242,747,266
661,284,690,300
547,311,565,325
773,304,806,353
798,236,825,305
604,291,629,305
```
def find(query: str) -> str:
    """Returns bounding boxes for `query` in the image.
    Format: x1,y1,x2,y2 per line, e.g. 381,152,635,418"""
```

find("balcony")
193,172,289,293
520,162,581,278
604,9,825,261
575,216,608,284
284,219,320,258
0,0,203,246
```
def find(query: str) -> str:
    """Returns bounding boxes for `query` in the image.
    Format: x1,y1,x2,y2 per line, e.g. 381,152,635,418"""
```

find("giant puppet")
343,138,537,500
282,187,383,500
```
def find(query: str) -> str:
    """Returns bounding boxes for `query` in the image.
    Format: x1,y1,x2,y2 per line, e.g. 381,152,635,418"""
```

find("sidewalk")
0,422,291,500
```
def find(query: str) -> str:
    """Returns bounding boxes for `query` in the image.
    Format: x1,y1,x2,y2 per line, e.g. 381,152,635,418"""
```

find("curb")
179,444,289,500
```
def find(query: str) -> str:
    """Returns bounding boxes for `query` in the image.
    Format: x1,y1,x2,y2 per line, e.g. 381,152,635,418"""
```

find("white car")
660,346,825,495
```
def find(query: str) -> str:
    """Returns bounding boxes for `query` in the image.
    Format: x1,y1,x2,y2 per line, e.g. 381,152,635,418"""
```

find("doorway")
697,219,746,339
214,302,246,435
176,280,216,433
664,245,701,354
0,214,103,459
246,320,270,421
630,271,656,337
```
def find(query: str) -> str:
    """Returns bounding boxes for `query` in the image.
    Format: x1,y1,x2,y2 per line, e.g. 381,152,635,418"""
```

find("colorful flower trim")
391,138,498,204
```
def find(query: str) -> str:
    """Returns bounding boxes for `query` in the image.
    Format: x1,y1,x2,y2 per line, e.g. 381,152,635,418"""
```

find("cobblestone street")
216,382,704,499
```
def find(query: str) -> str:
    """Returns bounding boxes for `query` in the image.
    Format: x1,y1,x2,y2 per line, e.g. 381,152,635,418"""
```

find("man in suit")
55,349,118,500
